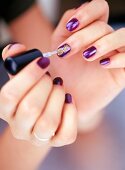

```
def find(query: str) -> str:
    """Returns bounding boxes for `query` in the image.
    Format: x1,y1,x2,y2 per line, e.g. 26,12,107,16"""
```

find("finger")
57,21,113,58
32,77,65,145
10,74,53,140
52,3,88,43
52,0,109,48
2,43,26,79
0,54,50,120
66,0,109,32
100,52,125,68
52,94,77,147
83,28,125,61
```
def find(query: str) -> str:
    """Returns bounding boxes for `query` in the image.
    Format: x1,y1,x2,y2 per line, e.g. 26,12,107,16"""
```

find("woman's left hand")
50,0,125,131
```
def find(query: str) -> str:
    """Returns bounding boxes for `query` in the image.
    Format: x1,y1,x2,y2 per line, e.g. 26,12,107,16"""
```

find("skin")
0,4,77,170
50,0,125,130
0,0,125,169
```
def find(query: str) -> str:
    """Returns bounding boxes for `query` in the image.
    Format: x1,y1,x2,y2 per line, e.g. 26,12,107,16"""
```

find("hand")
0,43,77,146
50,0,112,130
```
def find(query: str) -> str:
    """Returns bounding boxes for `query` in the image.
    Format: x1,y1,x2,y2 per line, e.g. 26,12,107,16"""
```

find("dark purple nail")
57,44,71,57
37,57,50,69
66,18,79,31
53,77,63,85
8,42,19,49
65,93,72,104
83,46,97,59
100,58,110,66
46,71,51,76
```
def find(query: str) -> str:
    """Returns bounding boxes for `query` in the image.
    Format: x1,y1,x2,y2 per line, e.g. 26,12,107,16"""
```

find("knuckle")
102,0,109,11
0,86,18,116
0,85,18,104
71,33,82,46
63,9,74,18
10,122,30,140
115,69,125,88
118,28,125,35
19,100,34,114
95,21,112,33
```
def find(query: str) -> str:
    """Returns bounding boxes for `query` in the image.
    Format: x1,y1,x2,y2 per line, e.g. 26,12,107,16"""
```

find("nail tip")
46,71,51,76
66,18,79,32
83,46,97,59
65,93,72,103
100,58,110,66
53,77,63,85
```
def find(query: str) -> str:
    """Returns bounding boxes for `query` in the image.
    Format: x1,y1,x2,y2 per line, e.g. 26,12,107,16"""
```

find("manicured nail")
37,57,50,69
65,93,72,103
100,58,110,66
57,44,71,57
66,18,79,31
53,77,63,85
8,42,20,50
46,71,51,76
83,46,97,59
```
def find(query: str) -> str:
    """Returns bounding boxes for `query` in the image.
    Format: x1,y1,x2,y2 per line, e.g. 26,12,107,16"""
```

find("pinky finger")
100,52,125,68
52,94,77,147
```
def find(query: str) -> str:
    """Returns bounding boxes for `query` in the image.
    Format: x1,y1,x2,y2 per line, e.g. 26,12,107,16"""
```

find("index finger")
66,0,109,32
54,0,109,41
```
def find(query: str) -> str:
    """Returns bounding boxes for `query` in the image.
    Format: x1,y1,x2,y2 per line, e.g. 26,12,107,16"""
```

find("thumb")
2,43,26,79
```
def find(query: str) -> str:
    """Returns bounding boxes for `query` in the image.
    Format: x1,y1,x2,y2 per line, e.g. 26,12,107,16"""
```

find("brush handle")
4,49,43,75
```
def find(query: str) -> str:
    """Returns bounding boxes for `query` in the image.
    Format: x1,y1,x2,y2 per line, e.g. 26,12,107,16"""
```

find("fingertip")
2,43,26,60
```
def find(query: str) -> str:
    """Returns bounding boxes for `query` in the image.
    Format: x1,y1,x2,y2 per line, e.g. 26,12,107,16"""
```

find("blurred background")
0,0,125,170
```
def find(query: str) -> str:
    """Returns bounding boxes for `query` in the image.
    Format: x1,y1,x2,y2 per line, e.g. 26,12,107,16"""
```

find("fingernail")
83,46,97,59
53,77,63,85
65,93,72,103
37,57,50,69
66,18,79,31
57,44,71,57
34,132,54,142
100,58,110,66
8,42,19,50
46,71,51,76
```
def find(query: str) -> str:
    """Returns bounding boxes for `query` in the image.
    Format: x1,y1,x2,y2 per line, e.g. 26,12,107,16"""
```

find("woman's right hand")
0,43,77,147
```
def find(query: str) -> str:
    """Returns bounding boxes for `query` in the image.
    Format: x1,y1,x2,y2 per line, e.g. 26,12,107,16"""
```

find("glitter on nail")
57,44,71,57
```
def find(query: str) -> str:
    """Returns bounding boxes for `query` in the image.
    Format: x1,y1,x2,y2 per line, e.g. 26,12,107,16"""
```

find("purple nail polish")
100,58,110,66
53,77,63,85
37,57,50,69
65,93,72,103
83,46,97,59
57,44,71,57
46,71,51,76
66,18,79,31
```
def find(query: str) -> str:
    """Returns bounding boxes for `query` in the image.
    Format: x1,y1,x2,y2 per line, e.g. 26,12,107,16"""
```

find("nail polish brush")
4,49,58,75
